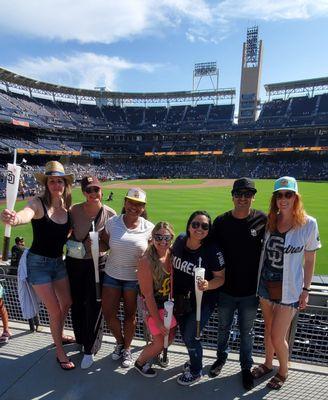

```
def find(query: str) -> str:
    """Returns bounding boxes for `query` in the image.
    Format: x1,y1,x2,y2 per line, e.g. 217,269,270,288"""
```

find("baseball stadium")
0,26,327,400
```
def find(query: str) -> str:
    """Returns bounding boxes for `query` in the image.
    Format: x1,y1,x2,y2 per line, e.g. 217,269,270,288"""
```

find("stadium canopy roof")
0,67,235,104
265,77,328,98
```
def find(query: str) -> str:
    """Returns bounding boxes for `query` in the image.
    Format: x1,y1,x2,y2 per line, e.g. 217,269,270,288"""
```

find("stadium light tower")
94,86,108,107
192,62,219,104
238,26,263,124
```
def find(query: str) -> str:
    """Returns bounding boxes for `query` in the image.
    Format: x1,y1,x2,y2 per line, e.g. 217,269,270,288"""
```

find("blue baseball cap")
273,176,298,193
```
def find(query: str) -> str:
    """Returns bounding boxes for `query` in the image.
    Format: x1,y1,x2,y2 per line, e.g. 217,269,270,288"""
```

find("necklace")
83,203,101,221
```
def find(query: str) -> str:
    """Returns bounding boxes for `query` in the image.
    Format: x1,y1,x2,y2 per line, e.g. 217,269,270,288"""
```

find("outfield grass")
107,179,206,186
1,179,327,275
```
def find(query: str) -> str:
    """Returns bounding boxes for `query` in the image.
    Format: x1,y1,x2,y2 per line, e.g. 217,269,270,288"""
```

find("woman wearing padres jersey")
254,177,321,390
134,221,177,378
172,210,225,386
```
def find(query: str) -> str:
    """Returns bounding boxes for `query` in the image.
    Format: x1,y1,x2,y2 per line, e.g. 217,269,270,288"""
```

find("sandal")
56,357,75,371
267,373,287,390
61,335,75,345
0,331,12,344
251,363,273,379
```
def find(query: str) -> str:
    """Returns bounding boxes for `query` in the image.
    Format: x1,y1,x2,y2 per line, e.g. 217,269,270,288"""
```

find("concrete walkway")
0,323,327,400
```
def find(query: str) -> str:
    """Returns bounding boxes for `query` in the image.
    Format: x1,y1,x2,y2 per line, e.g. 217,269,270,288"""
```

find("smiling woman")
172,210,225,386
0,160,75,370
101,187,154,368
65,175,116,369
255,176,321,390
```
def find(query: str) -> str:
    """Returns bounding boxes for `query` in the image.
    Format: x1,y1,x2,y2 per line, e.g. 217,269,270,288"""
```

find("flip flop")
0,332,12,344
266,373,287,390
61,335,75,345
56,357,75,371
251,363,273,379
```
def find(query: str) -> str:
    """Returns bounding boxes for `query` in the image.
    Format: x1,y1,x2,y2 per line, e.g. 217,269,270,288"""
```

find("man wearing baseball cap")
10,237,25,275
209,177,267,390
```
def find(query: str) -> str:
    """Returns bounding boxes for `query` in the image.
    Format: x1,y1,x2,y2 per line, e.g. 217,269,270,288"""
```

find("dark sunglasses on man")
233,191,254,199
191,221,210,231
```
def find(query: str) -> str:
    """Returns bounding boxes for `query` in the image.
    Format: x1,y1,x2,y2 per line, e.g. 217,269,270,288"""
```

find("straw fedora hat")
34,161,74,185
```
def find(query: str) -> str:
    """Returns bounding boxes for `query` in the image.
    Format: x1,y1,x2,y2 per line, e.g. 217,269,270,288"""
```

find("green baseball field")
1,178,327,275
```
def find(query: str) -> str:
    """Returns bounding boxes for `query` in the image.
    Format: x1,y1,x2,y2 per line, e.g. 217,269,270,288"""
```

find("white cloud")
215,0,328,21
0,1,327,45
7,53,160,90
0,0,213,43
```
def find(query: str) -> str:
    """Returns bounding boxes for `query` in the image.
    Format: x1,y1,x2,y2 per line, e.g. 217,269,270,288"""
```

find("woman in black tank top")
1,161,75,370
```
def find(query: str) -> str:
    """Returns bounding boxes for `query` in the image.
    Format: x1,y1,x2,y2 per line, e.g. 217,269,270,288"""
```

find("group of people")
0,161,321,392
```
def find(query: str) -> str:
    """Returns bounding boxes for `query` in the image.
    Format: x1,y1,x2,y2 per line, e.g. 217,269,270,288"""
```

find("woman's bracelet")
302,287,310,292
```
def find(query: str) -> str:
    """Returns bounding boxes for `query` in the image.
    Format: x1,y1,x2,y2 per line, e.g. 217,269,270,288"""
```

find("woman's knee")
61,298,72,312
271,331,287,349
124,312,137,324
47,304,62,320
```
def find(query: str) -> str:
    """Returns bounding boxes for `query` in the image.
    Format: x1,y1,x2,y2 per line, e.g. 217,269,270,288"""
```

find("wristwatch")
302,287,310,292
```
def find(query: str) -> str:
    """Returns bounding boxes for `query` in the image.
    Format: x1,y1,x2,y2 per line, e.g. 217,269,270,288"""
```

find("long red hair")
267,192,307,233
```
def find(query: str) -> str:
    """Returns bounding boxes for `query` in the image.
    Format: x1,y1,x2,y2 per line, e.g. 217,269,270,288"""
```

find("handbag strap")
78,206,103,243
169,250,174,301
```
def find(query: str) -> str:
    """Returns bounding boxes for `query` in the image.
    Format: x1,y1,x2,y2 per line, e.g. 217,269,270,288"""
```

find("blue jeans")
178,301,215,376
27,252,67,285
102,274,138,291
216,292,259,370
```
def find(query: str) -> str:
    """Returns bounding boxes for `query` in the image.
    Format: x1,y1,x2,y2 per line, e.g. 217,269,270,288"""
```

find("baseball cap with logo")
273,176,298,193
231,177,257,195
125,188,147,204
15,236,24,244
81,176,101,192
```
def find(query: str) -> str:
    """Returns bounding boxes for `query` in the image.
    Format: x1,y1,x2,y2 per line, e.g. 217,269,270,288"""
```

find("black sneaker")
134,361,157,378
242,369,254,391
177,371,202,386
208,358,226,378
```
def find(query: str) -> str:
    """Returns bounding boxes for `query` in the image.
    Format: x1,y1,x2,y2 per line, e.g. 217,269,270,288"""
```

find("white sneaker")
122,349,133,368
112,343,124,360
81,354,94,369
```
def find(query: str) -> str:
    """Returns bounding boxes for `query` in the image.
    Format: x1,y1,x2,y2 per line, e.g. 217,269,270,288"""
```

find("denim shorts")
258,276,299,309
103,274,138,291
27,252,67,285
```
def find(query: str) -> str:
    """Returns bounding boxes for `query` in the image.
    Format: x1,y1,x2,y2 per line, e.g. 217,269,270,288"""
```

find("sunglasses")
191,221,210,231
233,191,254,198
153,234,173,242
275,191,295,200
85,187,100,194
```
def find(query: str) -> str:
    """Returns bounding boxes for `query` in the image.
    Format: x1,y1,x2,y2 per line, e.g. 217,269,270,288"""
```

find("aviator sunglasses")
275,191,295,200
85,187,100,194
191,221,210,231
153,234,173,242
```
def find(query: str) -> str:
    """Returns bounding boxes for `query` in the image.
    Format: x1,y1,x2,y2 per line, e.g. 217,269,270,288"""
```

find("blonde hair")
146,221,175,291
40,178,72,209
267,192,307,233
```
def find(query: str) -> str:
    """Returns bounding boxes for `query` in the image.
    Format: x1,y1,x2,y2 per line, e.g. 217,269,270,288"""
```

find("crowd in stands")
0,157,327,199
1,86,328,133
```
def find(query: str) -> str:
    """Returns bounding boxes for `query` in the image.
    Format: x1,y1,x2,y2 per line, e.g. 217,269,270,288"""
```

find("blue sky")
0,0,327,102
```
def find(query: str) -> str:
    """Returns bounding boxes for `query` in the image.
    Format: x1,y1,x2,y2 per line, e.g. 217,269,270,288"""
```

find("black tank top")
30,198,70,258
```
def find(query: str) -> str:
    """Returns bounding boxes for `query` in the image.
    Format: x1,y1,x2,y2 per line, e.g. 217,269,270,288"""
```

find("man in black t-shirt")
209,177,267,391
9,237,25,275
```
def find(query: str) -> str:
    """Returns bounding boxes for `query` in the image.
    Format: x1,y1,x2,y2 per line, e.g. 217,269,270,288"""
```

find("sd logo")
7,171,15,185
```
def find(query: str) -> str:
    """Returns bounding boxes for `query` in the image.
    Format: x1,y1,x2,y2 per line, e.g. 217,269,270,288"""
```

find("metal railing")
1,274,327,366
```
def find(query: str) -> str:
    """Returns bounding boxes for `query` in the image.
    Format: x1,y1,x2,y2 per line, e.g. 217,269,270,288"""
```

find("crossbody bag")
66,207,103,259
